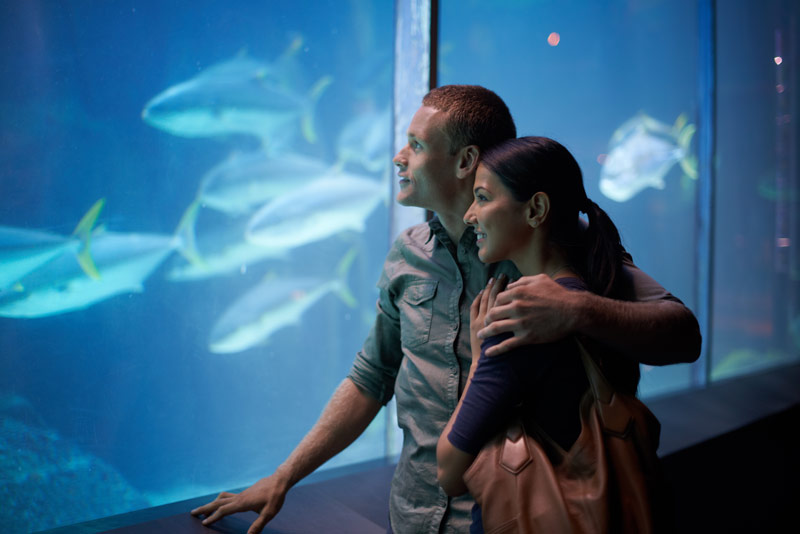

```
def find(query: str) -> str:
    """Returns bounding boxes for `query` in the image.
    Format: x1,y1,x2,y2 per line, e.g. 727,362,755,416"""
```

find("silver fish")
167,219,289,282
0,230,178,318
245,173,386,249
599,112,697,202
198,150,333,216
141,49,332,149
0,199,104,289
208,249,357,354
336,107,392,173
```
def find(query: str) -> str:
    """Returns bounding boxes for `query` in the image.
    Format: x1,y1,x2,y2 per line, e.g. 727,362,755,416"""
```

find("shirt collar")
426,215,478,255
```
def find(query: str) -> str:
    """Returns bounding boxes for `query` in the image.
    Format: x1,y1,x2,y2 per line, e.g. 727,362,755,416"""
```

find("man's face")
392,106,462,212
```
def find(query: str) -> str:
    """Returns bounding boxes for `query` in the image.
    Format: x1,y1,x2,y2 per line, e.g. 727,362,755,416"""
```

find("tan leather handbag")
462,339,668,533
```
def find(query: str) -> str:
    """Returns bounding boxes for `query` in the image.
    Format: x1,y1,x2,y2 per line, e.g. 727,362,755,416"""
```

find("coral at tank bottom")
2,412,149,533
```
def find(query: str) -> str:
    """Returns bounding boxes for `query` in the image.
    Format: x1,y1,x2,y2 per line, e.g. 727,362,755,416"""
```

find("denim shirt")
347,217,678,533
348,218,517,533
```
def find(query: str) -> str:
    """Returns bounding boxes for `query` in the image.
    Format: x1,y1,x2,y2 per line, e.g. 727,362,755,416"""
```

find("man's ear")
527,192,550,228
455,145,480,179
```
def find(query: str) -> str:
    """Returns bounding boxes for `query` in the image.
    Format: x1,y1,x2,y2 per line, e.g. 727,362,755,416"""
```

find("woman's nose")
463,205,476,225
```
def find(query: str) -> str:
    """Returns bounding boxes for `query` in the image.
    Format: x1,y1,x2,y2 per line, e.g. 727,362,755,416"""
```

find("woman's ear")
455,145,480,179
527,192,550,228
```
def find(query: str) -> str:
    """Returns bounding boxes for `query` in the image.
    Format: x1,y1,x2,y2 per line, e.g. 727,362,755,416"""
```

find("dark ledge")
38,363,800,534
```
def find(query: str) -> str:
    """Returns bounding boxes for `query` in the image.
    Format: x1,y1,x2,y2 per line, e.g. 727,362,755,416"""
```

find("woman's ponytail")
581,199,624,297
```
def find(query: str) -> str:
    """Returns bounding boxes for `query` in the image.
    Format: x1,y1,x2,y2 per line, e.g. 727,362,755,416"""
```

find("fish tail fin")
334,246,359,308
72,198,105,280
175,199,205,266
680,155,698,180
672,113,688,136
301,75,334,144
677,122,698,180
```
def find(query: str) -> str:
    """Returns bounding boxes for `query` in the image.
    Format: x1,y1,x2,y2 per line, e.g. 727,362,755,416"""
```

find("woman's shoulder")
554,276,588,292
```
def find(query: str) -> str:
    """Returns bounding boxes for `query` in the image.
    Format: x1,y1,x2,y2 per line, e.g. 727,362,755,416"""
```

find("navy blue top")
448,277,591,534
448,277,590,456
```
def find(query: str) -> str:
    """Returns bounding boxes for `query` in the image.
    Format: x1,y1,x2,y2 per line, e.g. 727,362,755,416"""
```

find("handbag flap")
500,421,532,474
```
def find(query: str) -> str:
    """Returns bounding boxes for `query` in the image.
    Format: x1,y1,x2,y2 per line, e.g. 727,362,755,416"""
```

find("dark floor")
39,364,800,534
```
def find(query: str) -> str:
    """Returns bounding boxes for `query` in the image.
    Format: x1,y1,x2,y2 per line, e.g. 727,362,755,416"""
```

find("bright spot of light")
547,32,560,47
777,84,785,93
596,153,607,165
774,56,783,65
777,237,791,248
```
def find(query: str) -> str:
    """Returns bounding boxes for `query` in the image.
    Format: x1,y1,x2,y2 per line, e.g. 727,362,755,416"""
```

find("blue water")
1,2,394,531
2,1,798,532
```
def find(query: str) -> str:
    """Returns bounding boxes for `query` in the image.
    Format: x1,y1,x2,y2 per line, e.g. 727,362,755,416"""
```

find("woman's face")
464,163,533,265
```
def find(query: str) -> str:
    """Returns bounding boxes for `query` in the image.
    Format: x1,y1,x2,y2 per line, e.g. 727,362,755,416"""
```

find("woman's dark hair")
480,136,624,298
481,136,639,394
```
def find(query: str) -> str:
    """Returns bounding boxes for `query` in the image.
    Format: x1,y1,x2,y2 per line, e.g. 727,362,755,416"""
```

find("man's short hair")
422,85,517,154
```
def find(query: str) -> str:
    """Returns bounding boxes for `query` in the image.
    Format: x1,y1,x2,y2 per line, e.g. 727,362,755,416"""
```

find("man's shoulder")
387,221,435,260
393,221,433,246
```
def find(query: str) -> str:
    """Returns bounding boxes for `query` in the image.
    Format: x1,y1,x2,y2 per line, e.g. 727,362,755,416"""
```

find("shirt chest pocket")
399,280,438,349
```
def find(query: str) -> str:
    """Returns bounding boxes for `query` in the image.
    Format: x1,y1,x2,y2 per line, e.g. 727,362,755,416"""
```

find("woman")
436,136,641,532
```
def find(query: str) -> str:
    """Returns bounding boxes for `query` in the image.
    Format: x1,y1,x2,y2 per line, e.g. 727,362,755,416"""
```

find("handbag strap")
575,338,635,437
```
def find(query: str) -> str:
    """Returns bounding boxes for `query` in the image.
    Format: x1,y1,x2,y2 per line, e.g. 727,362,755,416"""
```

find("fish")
141,44,332,149
0,229,179,318
0,199,104,289
171,151,334,270
336,107,391,173
208,248,358,354
196,150,334,216
166,219,289,282
245,172,386,249
599,112,697,202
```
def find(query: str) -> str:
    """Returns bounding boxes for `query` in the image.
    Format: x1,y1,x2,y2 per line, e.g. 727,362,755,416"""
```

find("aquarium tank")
0,1,797,532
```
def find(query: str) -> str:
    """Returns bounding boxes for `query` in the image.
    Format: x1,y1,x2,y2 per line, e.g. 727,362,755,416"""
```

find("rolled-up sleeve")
347,238,408,405
348,286,403,405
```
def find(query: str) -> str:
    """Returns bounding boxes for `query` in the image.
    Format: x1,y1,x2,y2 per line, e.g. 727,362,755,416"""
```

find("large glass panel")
0,2,394,531
711,0,800,380
439,0,701,397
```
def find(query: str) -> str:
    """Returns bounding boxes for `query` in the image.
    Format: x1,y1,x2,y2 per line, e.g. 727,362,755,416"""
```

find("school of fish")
1,39,391,354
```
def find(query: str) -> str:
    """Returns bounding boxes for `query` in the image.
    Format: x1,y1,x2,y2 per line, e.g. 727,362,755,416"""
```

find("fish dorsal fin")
639,112,671,134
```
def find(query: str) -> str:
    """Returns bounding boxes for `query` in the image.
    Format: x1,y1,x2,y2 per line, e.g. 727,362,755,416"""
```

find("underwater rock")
1,410,149,533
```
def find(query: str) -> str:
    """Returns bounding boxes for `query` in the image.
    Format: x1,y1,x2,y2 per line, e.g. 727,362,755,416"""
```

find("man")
192,85,700,533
